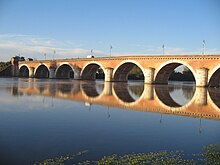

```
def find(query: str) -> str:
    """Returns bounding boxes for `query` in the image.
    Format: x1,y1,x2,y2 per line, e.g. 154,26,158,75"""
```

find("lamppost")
110,45,112,57
202,40,206,55
162,44,165,55
44,53,46,60
53,50,56,60
91,49,93,56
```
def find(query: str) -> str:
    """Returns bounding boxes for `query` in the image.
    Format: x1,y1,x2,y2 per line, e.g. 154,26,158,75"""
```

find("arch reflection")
81,82,104,98
113,83,144,103
155,84,196,107
57,83,73,94
208,88,220,109
9,80,220,120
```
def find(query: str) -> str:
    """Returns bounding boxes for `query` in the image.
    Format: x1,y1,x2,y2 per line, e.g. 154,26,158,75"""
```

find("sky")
0,0,220,61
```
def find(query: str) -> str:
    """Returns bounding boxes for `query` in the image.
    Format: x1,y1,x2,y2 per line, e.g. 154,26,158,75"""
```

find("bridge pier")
196,68,209,87
29,67,35,78
144,67,155,84
49,68,56,78
74,68,82,80
105,67,113,82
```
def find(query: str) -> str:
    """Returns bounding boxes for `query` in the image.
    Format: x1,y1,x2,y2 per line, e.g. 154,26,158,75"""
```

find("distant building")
11,56,25,76
11,56,25,65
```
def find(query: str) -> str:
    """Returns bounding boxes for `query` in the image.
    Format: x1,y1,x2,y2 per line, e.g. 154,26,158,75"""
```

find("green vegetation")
128,66,144,80
32,150,88,165
96,68,105,79
169,67,195,82
0,62,11,73
200,144,220,165
32,143,220,165
90,151,195,165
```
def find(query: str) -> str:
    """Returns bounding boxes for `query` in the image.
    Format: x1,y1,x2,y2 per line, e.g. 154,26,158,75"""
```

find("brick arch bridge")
14,55,220,87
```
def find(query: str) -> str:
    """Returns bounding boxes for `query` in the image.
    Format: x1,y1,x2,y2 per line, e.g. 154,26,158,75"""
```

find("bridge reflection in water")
10,79,220,120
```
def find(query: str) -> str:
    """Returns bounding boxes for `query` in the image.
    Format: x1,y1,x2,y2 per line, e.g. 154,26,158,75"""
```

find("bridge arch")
113,60,145,82
19,64,30,77
81,62,106,80
155,60,196,84
35,64,50,78
208,64,220,87
55,63,75,79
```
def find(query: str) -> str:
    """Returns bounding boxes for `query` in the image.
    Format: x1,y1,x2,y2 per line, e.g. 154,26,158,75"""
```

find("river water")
0,78,220,164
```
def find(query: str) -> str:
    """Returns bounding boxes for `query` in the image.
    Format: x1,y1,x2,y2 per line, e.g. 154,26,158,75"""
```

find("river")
0,78,219,164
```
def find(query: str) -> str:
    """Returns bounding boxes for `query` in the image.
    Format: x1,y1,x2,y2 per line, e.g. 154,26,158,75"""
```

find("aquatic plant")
32,143,220,165
32,150,88,165
200,143,220,165
88,151,196,165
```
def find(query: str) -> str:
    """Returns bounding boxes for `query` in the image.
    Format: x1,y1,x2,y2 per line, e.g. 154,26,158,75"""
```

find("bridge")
13,55,220,87
9,79,220,120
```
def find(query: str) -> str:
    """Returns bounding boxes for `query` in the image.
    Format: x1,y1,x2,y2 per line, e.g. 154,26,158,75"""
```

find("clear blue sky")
0,0,220,61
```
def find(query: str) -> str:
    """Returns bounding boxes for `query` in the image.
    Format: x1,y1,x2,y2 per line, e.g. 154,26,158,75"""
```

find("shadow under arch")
113,83,144,103
35,64,49,78
81,62,105,80
155,84,196,108
55,64,74,79
113,61,144,82
19,65,29,77
208,66,220,87
155,61,195,84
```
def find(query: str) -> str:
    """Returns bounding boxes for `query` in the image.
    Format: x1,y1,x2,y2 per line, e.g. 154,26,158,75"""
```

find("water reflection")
6,79,220,120
155,85,196,107
81,81,104,97
57,81,80,94
0,78,220,165
113,83,144,103
209,87,220,108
